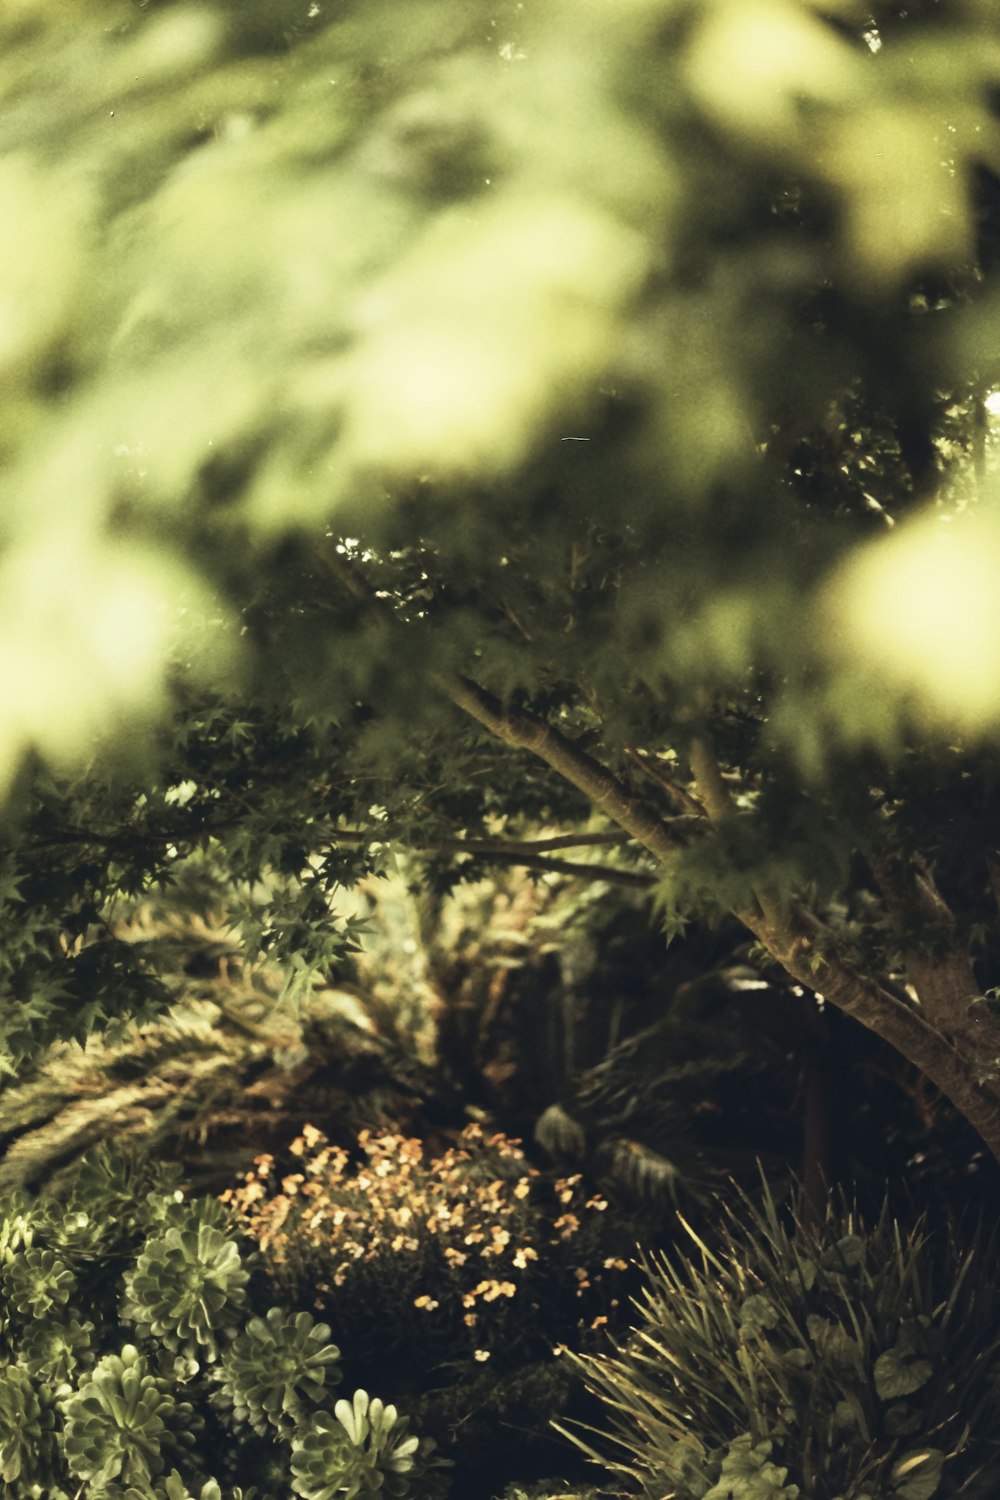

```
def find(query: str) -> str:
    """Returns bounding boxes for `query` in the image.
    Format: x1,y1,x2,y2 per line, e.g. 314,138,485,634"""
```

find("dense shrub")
221,1122,635,1384
565,1185,1000,1500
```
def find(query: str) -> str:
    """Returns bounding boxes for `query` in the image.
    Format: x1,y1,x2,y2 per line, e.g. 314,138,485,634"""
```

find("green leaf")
874,1321,934,1401
890,1448,944,1500
704,1436,800,1500
739,1295,781,1338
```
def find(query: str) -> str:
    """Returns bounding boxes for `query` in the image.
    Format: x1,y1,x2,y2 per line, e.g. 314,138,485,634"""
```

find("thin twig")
625,747,708,817
330,829,632,854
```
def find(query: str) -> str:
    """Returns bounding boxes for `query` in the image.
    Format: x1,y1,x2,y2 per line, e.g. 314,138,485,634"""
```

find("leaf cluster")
0,1138,446,1499
566,1184,1000,1499
221,1122,636,1389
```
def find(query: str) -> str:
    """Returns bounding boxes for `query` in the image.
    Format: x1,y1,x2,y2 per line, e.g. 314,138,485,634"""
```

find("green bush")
0,1139,445,1499
221,1122,635,1382
564,1185,1000,1500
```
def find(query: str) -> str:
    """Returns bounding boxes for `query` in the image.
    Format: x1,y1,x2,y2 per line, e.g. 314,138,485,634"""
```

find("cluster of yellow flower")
221,1122,628,1354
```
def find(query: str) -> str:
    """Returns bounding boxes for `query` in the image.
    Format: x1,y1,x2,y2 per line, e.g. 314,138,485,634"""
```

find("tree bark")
324,550,1000,1166
445,677,1000,1163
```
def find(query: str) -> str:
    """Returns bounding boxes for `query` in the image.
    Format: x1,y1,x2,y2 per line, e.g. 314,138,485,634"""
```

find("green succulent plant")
18,1311,95,1386
63,1344,202,1495
0,1359,62,1490
565,1185,1000,1500
0,1190,37,1249
44,1139,188,1258
120,1222,250,1362
290,1389,450,1500
0,1166,448,1500
2,1243,76,1321
123,1470,268,1500
212,1306,342,1437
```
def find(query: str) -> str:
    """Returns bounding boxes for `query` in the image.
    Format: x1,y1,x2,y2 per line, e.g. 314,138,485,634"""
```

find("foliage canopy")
5,0,1000,1163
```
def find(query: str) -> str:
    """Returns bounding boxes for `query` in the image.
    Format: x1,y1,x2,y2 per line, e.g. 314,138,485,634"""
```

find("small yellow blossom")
474,1279,516,1302
473,1349,491,1362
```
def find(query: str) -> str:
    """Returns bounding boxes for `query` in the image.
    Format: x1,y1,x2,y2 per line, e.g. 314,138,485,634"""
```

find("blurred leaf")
823,504,1000,733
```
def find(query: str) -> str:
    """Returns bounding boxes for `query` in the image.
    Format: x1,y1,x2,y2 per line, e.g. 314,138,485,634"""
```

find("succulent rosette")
290,1389,449,1500
63,1344,202,1494
120,1223,249,1362
0,1359,62,1489
213,1305,342,1436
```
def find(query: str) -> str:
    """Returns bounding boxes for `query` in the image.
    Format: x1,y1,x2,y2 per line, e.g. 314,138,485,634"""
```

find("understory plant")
221,1121,635,1382
0,1139,447,1499
564,1184,1000,1499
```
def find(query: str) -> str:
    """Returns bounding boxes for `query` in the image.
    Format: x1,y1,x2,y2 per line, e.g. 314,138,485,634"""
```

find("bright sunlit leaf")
824,507,1000,731
684,0,858,148
0,538,232,794
818,108,974,290
0,157,93,383
295,193,649,491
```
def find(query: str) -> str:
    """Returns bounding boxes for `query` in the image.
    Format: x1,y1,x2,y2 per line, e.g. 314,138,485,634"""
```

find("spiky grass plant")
563,1184,1000,1499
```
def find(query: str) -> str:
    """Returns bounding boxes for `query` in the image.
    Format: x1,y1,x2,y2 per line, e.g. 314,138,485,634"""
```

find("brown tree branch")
331,829,634,854
625,747,708,817
688,736,732,820
438,673,685,864
870,850,986,1045
744,911,1000,1158
432,849,654,888
321,545,1000,1163
327,832,654,887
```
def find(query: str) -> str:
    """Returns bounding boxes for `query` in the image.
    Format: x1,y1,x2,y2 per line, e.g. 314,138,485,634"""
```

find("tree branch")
625,747,708,817
330,829,634,854
745,909,1000,1159
870,849,986,1045
438,673,684,864
326,832,654,887
321,545,1000,1162
321,545,687,857
688,736,732,820
430,849,654,887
